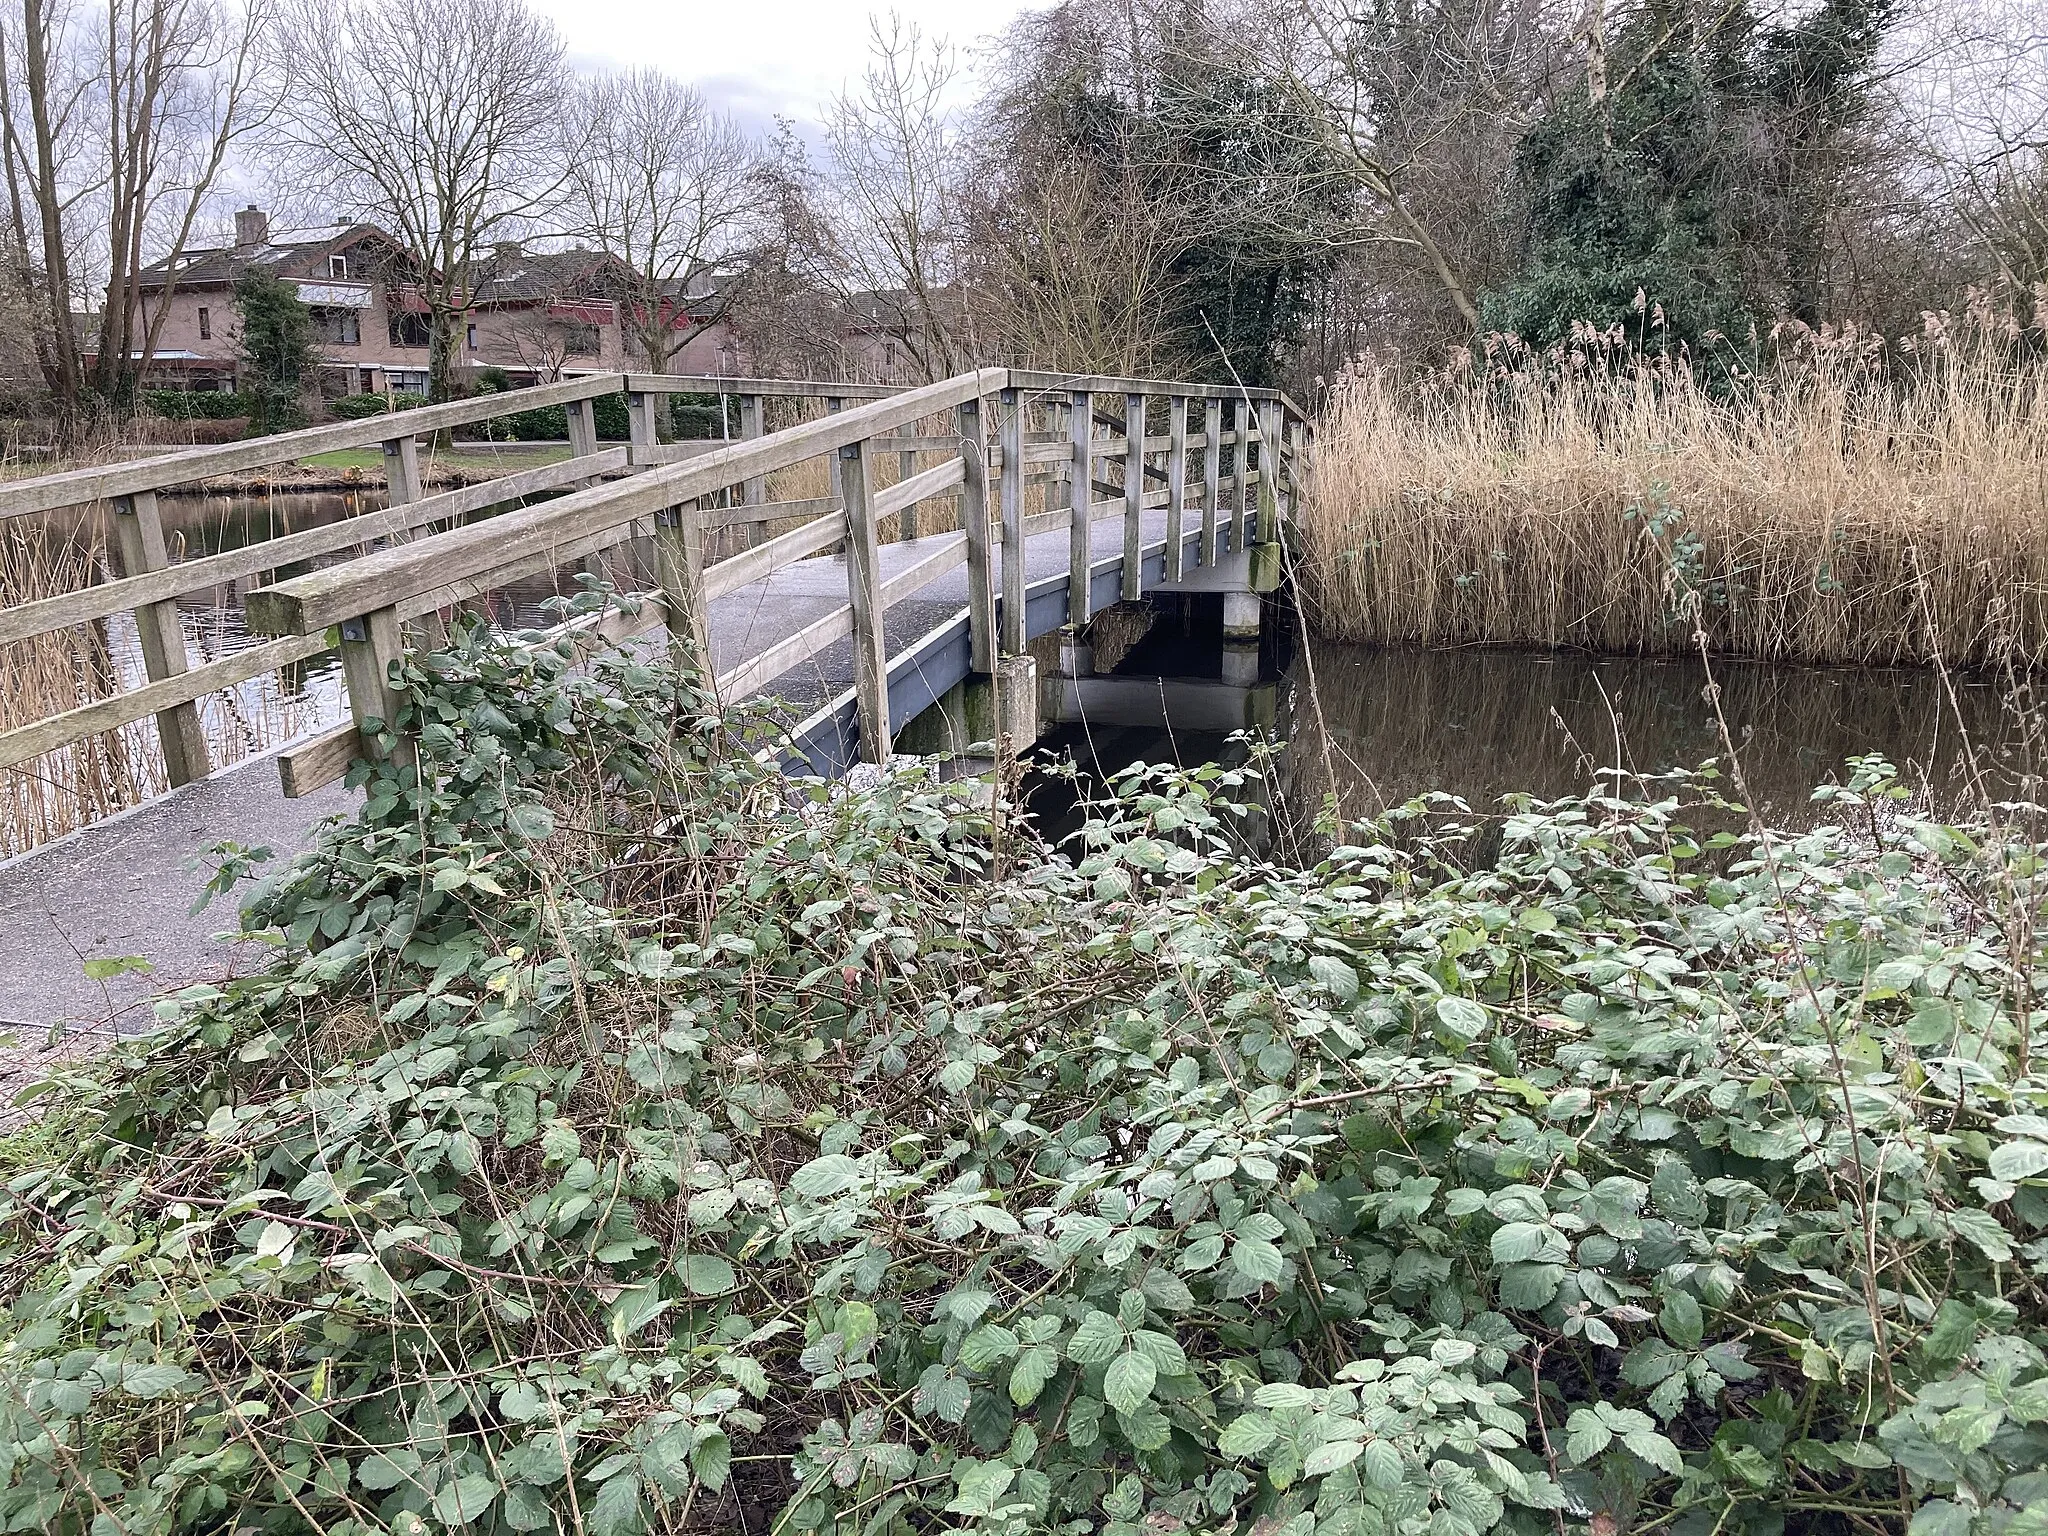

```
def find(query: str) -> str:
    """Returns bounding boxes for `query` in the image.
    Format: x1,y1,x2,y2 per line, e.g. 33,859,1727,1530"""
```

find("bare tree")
0,0,273,413
563,68,763,375
270,0,566,402
824,14,965,382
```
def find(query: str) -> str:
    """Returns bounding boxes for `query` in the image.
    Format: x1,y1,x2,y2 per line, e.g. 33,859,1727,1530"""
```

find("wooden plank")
0,631,331,771
700,494,837,531
1166,396,1189,583
0,374,624,519
242,370,1009,638
1068,389,1093,628
1230,401,1251,556
739,393,766,543
382,435,424,506
1256,399,1284,546
623,374,898,401
898,446,920,540
718,605,854,702
337,606,406,759
0,449,630,647
279,724,357,799
1007,370,1285,405
999,387,1025,656
873,456,963,520
872,435,966,454
837,441,890,762
704,510,847,602
958,396,993,673
626,440,732,466
565,397,599,460
111,491,210,786
1122,392,1145,603
1201,398,1223,566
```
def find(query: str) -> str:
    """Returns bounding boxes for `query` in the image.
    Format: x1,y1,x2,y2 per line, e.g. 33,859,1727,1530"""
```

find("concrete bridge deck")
0,501,1226,1035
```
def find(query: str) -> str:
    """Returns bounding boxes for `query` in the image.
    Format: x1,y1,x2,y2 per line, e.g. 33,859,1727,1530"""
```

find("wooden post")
739,394,766,542
825,396,846,555
1256,399,1284,547
899,446,920,541
627,390,659,461
958,396,994,675
998,386,1025,657
1122,391,1145,603
1284,415,1304,528
1165,396,1189,582
1068,388,1094,627
1201,397,1223,567
839,440,891,763
653,500,711,678
1230,401,1251,555
564,398,599,461
337,604,407,761
382,435,423,506
112,491,209,787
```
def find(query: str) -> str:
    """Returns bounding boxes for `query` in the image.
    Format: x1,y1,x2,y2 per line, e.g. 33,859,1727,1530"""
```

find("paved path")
0,505,1190,1032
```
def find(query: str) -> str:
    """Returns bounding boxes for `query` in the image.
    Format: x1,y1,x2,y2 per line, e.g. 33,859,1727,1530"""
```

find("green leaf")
118,1363,198,1398
1435,995,1488,1041
1104,1351,1156,1414
433,1473,500,1528
1308,954,1359,1000
357,1449,423,1491
691,1428,732,1492
1231,1235,1286,1285
961,1323,1020,1371
1009,1345,1057,1406
1497,1262,1564,1310
1304,1440,1364,1477
1622,1429,1684,1476
1361,1440,1404,1491
789,1153,861,1198
507,803,555,842
1218,1414,1277,1457
1565,1409,1612,1464
588,1472,643,1536
1067,1311,1125,1364
1490,1221,1552,1264
677,1252,738,1295
1660,1291,1704,1350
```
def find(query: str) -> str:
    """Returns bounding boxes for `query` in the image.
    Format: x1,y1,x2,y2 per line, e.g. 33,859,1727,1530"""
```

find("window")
197,306,211,341
563,322,599,358
467,323,478,350
387,309,431,348
328,254,349,278
312,307,360,346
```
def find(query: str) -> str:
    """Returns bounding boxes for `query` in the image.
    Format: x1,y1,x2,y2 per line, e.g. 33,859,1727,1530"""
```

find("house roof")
136,225,410,290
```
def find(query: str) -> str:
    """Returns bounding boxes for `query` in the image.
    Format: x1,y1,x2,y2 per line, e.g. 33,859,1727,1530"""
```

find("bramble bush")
0,618,2044,1536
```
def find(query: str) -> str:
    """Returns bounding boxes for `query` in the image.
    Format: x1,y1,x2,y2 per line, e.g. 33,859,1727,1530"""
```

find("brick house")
133,207,744,400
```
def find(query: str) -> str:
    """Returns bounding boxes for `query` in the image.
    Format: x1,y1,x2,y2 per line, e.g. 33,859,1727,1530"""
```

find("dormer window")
328,254,348,279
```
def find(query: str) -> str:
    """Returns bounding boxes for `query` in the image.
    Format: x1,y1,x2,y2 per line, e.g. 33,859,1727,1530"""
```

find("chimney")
234,204,269,250
493,240,523,260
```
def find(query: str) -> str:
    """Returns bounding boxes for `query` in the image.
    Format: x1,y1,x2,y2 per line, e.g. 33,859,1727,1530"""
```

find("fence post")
1068,388,1094,628
337,604,407,763
958,396,994,675
1256,399,1284,548
565,397,599,461
654,500,711,678
1230,401,1251,555
382,434,423,506
1165,396,1189,582
1284,414,1304,527
998,386,1025,657
111,491,210,787
627,389,660,462
1201,397,1223,566
899,446,920,541
839,440,891,763
1122,392,1145,603
739,393,766,543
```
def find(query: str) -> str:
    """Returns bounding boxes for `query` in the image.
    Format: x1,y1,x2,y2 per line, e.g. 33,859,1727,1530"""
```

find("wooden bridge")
0,368,1307,1027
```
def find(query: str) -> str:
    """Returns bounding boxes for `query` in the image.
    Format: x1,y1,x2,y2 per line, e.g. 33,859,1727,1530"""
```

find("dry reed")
1298,296,2048,669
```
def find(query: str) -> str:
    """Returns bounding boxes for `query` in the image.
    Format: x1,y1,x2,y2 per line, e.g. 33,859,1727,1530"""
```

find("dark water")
1027,595,2042,846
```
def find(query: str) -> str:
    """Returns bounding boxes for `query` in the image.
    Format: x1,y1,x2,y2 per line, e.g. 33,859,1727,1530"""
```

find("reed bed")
1297,302,2048,669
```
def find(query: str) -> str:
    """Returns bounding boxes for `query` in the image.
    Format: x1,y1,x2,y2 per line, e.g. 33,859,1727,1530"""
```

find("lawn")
297,441,573,474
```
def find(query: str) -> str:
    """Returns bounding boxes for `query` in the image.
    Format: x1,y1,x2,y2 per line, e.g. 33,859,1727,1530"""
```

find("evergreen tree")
234,268,318,431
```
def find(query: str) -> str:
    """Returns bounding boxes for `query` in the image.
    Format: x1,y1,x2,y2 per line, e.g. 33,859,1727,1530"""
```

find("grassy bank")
1297,314,2048,669
0,622,2043,1536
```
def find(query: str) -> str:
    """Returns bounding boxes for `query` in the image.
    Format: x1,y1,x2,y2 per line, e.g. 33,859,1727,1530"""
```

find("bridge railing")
0,367,1309,800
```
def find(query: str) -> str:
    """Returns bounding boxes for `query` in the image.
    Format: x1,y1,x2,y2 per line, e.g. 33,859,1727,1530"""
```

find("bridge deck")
0,501,1210,1033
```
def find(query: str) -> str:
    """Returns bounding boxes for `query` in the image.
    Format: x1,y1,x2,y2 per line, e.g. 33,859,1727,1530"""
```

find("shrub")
0,619,2043,1536
326,391,426,421
142,388,259,422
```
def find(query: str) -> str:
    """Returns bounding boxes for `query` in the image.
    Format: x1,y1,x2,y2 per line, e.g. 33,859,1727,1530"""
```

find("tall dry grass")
1298,298,2048,669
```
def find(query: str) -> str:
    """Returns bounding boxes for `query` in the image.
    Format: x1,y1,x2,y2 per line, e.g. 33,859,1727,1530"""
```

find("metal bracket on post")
337,604,409,766
112,491,210,787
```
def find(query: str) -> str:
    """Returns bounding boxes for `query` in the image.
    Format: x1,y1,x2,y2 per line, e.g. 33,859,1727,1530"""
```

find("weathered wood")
627,392,660,459
1122,393,1146,603
704,509,848,602
279,724,358,799
958,396,993,673
338,605,407,759
1229,401,1251,556
699,494,838,532
1068,389,1094,627
1201,398,1223,566
0,374,627,521
1166,396,1190,583
1256,399,1284,547
243,370,1009,638
739,393,766,540
718,605,853,703
0,630,331,772
653,501,711,675
626,440,737,466
1007,370,1286,405
111,491,210,786
565,398,599,459
623,374,898,402
874,456,965,520
838,441,891,762
382,436,424,506
0,449,633,648
999,386,1025,656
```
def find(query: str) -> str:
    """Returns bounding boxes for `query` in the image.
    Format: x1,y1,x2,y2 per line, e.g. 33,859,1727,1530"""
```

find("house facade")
133,207,744,401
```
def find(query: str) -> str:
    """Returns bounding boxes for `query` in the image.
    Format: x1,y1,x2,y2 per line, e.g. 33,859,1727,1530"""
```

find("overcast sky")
526,0,1049,134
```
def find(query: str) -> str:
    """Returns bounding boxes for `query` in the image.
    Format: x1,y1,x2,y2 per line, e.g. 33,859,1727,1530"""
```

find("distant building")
130,207,746,399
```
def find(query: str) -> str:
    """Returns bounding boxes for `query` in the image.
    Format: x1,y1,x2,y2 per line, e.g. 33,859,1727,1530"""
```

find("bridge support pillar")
1223,589,1262,642
1221,643,1261,688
